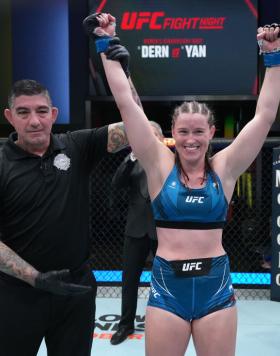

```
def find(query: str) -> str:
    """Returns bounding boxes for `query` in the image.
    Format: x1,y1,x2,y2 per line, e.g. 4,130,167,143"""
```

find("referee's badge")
53,153,71,171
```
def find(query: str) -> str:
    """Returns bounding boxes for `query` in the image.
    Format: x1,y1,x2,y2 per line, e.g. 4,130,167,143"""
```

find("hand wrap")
258,23,280,67
83,12,115,53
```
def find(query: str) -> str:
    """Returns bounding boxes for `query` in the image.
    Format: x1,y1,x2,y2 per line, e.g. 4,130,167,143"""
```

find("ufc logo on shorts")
182,262,202,271
151,283,160,298
185,196,204,203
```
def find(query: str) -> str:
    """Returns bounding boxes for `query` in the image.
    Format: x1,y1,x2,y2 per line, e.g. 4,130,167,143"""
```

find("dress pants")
118,234,157,329
0,271,97,356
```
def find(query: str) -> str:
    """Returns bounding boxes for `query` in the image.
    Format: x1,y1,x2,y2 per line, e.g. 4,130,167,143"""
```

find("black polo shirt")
0,127,108,272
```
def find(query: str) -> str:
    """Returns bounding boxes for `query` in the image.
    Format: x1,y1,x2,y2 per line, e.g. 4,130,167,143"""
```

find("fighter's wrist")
263,51,280,67
95,36,113,53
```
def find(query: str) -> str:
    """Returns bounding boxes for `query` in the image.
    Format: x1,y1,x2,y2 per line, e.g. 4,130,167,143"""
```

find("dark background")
89,0,258,97
86,0,280,139
0,0,279,138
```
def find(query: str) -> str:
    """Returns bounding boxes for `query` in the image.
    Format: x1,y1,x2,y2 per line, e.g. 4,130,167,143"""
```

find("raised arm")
83,13,169,172
101,54,156,162
102,37,144,110
106,40,143,153
217,25,280,180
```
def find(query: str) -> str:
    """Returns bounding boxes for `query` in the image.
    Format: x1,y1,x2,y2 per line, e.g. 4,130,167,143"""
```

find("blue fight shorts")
148,254,236,321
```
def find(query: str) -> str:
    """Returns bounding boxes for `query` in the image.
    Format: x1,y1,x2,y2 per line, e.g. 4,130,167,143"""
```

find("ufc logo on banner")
121,11,164,30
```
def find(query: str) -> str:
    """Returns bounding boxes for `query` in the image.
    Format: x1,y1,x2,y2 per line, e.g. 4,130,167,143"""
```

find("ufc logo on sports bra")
185,196,204,204
182,262,202,271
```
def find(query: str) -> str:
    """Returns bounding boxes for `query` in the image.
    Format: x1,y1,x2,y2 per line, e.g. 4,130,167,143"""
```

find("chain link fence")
89,139,280,299
0,137,278,299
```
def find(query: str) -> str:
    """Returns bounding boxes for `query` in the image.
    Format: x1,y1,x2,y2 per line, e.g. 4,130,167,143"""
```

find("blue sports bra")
151,165,228,229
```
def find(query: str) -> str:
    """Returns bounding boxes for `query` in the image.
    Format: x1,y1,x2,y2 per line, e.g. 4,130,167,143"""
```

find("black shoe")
110,326,134,345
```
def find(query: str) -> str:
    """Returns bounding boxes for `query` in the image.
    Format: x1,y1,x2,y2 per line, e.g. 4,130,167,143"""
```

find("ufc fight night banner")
271,147,280,301
88,0,258,97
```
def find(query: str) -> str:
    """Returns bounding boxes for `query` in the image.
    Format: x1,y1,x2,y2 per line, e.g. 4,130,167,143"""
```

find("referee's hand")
34,269,92,296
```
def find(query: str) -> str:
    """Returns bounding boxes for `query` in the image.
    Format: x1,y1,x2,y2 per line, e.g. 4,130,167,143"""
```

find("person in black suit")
110,121,164,345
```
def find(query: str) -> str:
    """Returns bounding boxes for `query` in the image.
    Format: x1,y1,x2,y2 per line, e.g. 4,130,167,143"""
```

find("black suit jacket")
111,154,157,239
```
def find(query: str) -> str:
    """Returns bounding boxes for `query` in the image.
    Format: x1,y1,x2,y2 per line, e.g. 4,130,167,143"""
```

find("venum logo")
182,262,202,271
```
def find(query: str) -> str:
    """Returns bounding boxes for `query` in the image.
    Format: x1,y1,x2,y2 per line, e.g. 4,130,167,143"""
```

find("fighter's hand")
34,269,92,296
83,12,116,39
257,24,280,53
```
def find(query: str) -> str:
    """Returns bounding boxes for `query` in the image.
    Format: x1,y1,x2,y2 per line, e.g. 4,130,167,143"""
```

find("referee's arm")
0,239,39,286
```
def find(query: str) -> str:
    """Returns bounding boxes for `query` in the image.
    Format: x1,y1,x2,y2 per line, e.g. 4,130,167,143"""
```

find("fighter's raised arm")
215,24,280,182
83,13,172,180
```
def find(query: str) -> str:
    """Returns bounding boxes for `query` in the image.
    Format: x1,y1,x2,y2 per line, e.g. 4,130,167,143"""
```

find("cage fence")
0,137,277,300
90,139,279,300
